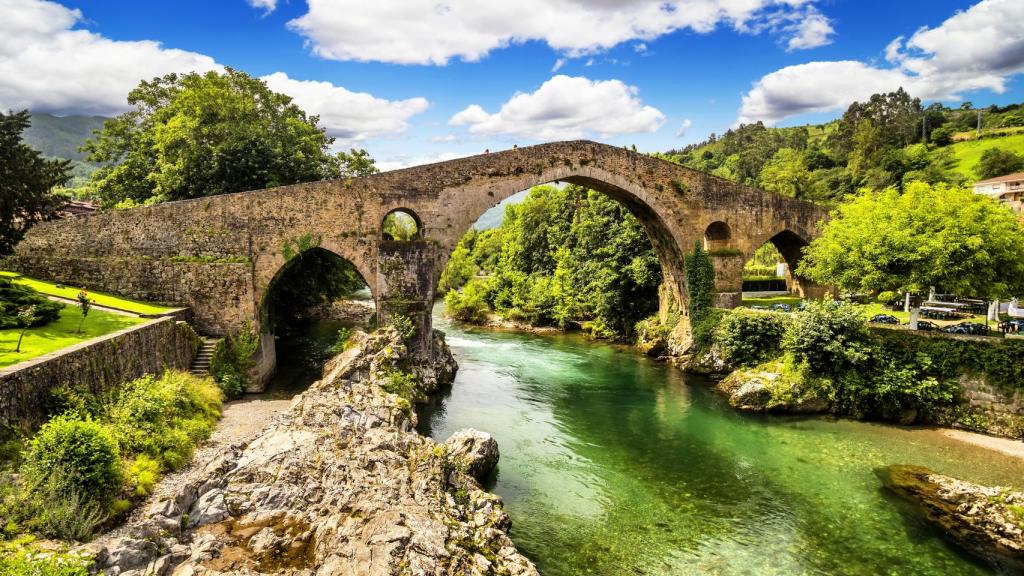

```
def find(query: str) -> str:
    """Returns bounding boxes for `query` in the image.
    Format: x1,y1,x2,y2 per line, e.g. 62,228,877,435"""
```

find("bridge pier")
376,239,441,359
709,252,744,309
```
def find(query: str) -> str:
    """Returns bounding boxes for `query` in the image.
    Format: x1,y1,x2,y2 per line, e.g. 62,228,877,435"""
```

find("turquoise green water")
418,313,1024,576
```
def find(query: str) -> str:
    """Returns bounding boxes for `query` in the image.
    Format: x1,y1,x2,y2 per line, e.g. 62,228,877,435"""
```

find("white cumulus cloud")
246,0,277,15
0,0,219,116
785,11,834,51
676,119,694,138
261,72,429,144
0,0,429,145
449,75,666,141
287,0,832,65
739,0,1024,125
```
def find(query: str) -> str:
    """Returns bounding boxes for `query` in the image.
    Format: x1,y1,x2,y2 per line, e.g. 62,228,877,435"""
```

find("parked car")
999,319,1024,334
943,322,989,336
869,314,900,325
770,303,791,312
911,320,939,331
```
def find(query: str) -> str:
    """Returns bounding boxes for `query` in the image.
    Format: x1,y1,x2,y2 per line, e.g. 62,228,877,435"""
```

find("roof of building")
974,172,1024,185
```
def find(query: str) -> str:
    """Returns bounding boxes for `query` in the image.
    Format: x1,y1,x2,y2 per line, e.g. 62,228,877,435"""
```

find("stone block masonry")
0,317,201,430
8,140,831,378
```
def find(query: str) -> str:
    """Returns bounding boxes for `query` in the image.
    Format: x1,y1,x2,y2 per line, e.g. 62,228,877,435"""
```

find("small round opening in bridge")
703,221,732,251
382,209,421,241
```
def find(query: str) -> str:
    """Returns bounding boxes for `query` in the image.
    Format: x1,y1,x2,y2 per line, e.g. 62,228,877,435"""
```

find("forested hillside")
663,90,1024,203
22,113,108,188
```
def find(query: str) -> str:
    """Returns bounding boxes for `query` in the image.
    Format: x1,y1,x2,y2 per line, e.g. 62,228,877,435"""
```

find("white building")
973,172,1024,212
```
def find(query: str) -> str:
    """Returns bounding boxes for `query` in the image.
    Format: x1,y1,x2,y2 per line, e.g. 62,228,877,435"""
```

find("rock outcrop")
715,362,829,414
878,464,1024,574
88,328,537,576
444,430,499,482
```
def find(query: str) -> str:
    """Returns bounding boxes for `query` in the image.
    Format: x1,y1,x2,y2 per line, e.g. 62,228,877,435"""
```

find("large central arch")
4,140,831,384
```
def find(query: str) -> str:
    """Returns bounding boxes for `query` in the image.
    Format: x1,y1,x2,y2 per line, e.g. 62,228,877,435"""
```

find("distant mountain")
23,112,108,161
22,112,110,188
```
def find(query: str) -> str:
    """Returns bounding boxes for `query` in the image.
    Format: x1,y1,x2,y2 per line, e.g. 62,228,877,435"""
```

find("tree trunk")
15,327,26,352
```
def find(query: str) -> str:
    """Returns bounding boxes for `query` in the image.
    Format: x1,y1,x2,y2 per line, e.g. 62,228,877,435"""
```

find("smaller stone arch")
382,208,423,241
757,229,828,299
703,221,733,251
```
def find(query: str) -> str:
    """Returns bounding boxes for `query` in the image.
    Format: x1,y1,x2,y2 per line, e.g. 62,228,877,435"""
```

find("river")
271,311,1024,575
416,310,1024,576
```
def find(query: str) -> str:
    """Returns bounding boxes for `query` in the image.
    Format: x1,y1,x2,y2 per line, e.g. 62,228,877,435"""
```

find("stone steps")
189,338,221,377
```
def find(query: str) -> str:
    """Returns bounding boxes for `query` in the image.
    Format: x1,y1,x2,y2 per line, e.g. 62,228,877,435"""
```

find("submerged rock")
445,429,500,481
878,464,1024,574
87,327,538,576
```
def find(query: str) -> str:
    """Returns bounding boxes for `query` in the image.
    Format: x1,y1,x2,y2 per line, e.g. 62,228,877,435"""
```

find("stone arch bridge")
5,141,829,383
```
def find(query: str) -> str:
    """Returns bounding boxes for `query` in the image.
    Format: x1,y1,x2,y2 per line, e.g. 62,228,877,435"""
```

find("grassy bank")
0,307,145,369
0,272,174,315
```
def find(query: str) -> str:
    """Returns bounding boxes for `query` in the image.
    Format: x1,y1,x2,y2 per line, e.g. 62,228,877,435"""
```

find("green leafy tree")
334,148,380,179
757,148,812,198
76,291,92,334
13,305,37,353
440,184,661,339
798,182,1024,304
0,110,72,254
975,148,1024,180
83,68,337,207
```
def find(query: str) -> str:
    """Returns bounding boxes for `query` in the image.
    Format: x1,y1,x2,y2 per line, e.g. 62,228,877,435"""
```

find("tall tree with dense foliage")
798,182,1024,303
975,148,1024,179
443,185,661,339
0,110,72,254
83,69,338,207
684,241,715,323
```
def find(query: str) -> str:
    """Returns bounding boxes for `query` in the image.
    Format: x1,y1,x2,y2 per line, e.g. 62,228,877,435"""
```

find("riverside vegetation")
0,370,223,574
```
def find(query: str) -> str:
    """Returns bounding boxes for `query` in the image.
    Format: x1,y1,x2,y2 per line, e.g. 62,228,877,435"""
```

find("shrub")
209,321,259,399
21,467,109,540
105,371,222,471
20,415,121,505
690,308,726,354
716,309,788,366
782,301,873,374
389,313,417,343
126,455,161,497
328,327,354,355
0,543,93,576
445,278,491,323
0,278,63,329
876,290,898,304
382,370,417,402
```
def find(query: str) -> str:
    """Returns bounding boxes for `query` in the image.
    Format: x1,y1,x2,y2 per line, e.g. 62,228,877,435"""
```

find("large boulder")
878,464,1024,574
445,428,500,480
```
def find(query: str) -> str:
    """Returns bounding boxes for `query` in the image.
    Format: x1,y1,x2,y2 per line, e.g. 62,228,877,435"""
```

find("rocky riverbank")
86,328,538,576
879,464,1024,574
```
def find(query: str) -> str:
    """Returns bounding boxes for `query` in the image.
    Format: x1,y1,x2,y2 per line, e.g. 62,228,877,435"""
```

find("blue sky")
3,0,1024,168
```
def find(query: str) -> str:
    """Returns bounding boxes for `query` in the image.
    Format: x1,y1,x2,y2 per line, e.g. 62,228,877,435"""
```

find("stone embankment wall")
0,317,200,430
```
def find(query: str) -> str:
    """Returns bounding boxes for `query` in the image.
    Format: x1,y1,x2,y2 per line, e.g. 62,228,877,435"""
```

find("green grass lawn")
741,296,804,308
0,307,146,369
0,272,174,315
948,133,1024,179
